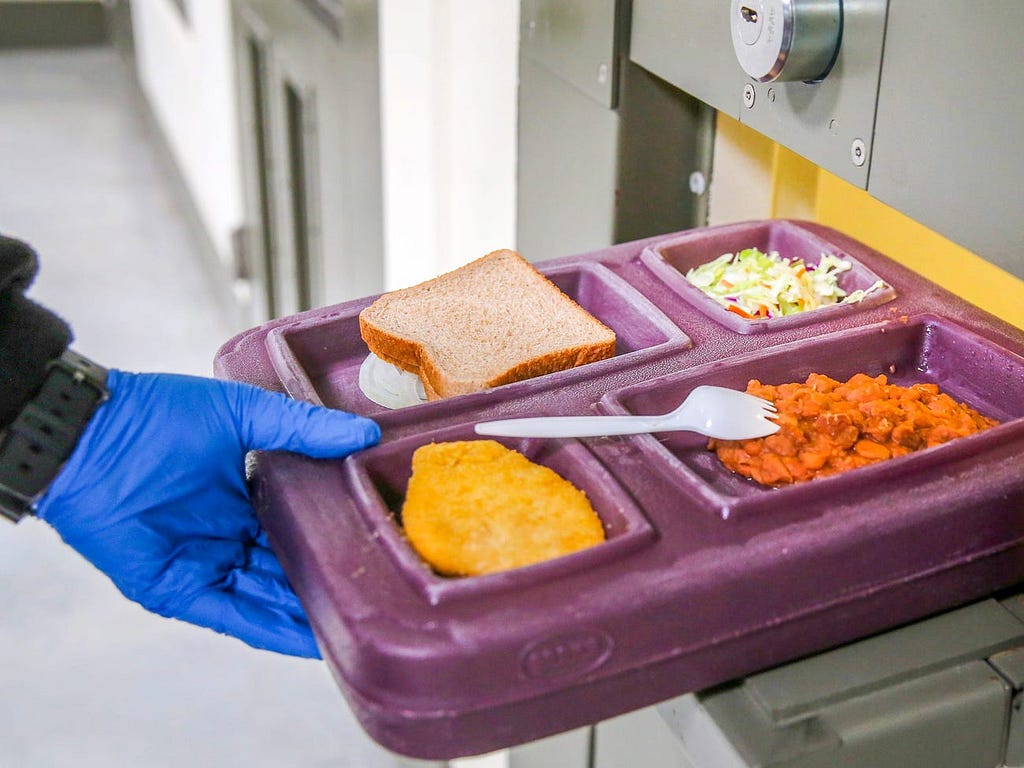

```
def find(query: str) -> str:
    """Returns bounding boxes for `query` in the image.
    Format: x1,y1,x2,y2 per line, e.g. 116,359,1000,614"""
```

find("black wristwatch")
0,350,108,522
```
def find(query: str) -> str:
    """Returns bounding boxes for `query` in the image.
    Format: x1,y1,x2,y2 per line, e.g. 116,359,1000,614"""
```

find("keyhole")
736,1,764,46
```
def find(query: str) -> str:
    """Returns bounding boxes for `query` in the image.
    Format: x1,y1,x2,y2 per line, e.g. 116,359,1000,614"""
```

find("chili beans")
710,373,999,486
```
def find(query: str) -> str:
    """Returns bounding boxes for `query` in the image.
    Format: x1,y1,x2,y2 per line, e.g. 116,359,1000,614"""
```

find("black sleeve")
0,235,73,429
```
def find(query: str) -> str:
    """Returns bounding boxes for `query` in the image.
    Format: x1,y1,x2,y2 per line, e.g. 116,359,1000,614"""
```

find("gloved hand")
35,370,381,658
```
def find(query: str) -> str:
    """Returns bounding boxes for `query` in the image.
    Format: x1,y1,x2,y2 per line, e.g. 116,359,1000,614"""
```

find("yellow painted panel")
709,113,1023,329
708,113,775,225
814,171,1024,330
770,144,818,221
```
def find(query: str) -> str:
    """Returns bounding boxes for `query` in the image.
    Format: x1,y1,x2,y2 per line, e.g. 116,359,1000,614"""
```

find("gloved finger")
245,543,287,578
228,382,381,458
182,588,321,659
225,561,308,618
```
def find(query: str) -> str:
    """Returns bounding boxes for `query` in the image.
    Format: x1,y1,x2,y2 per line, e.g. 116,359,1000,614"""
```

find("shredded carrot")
709,373,999,486
727,304,754,319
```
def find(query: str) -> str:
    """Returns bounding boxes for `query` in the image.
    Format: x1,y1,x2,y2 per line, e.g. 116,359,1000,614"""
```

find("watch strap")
0,350,108,522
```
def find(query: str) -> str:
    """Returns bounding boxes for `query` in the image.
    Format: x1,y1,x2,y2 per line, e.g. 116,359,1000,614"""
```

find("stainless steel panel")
631,1,1024,275
516,56,710,261
630,0,742,117
630,0,887,188
991,647,1024,767
868,1,1024,276
516,55,619,262
520,0,621,108
664,661,1011,768
732,0,887,188
745,598,1024,725
653,595,1024,768
815,661,1009,768
616,60,714,241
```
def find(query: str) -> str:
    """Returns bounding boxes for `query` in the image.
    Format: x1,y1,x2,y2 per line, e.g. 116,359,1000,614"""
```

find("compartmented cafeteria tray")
214,221,1024,759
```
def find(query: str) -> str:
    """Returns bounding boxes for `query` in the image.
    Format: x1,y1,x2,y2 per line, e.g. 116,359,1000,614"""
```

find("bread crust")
358,250,615,399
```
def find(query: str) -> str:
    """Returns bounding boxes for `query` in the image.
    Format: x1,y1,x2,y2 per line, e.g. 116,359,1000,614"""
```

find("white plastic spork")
474,385,779,440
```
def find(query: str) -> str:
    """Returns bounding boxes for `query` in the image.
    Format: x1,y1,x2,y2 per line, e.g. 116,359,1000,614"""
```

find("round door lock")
730,0,842,83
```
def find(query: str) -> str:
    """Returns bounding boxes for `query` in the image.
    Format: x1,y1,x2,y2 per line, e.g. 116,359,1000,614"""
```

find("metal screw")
851,138,867,167
767,87,776,103
743,83,755,109
689,171,707,196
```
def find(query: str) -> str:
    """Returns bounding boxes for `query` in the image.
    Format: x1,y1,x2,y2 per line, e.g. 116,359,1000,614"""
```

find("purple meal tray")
214,221,1024,759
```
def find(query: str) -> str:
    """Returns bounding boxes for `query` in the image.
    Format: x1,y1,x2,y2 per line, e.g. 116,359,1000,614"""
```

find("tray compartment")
640,220,896,334
542,260,684,354
265,260,690,414
345,425,656,604
265,307,369,409
601,315,1024,518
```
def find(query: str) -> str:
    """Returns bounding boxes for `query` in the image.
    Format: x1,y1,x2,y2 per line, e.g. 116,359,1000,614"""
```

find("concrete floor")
0,46,421,768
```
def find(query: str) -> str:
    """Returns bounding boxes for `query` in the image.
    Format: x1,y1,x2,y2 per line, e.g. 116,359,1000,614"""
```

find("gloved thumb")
225,380,381,459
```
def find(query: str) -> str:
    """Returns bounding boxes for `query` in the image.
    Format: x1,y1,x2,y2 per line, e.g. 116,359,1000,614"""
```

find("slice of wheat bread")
358,249,616,399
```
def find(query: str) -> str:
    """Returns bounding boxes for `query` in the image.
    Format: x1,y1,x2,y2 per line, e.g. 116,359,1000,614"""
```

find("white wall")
379,0,519,289
130,0,520,295
130,0,243,269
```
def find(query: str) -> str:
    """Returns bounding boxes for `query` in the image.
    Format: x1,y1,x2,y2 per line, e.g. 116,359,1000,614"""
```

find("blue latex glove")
35,370,381,658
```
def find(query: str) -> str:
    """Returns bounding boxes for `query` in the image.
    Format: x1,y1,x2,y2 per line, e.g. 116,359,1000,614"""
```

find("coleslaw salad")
685,248,884,320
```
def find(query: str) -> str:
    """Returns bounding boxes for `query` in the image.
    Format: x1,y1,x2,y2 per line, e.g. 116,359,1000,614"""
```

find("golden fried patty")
401,440,605,577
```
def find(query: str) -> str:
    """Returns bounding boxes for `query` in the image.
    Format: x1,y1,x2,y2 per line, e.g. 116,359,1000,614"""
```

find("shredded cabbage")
684,247,881,320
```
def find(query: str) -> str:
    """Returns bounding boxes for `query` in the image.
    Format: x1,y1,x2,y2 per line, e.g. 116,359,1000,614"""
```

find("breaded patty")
401,440,605,577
